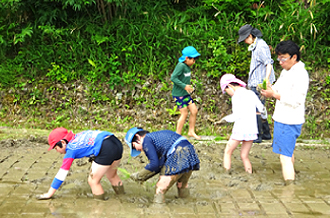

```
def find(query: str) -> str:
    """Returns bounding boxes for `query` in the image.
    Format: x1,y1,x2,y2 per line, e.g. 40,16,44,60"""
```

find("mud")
1,134,330,217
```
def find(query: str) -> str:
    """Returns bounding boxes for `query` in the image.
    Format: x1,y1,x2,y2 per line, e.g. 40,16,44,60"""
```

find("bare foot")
188,132,201,140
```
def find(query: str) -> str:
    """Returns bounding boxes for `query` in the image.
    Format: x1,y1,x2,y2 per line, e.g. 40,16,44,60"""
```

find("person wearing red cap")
219,74,265,173
36,127,124,200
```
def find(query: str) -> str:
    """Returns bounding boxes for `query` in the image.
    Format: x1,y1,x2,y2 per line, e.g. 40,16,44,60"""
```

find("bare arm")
36,187,56,200
265,63,272,84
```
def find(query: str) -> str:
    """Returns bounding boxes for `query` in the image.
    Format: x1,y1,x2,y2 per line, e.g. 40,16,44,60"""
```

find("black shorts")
94,135,123,165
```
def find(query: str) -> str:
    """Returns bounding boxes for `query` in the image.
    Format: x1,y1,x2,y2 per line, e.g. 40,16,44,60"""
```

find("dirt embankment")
0,75,329,139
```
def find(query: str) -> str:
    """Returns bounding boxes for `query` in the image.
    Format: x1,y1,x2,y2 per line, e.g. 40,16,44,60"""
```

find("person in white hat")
219,74,265,173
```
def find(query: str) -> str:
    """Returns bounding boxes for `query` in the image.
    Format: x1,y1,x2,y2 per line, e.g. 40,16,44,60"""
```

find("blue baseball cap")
125,127,144,157
178,46,201,63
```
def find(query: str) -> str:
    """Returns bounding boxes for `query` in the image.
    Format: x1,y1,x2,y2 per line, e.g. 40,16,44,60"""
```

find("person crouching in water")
124,127,200,203
219,74,265,173
36,127,124,200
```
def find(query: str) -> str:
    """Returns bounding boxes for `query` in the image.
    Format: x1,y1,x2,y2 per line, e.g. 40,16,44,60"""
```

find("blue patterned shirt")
142,130,182,172
248,38,275,87
51,130,113,190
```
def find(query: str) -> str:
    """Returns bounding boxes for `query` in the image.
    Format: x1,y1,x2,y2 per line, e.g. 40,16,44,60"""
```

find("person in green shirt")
171,46,201,140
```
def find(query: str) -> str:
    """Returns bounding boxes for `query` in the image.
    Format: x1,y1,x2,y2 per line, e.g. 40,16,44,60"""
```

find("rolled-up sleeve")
258,44,274,66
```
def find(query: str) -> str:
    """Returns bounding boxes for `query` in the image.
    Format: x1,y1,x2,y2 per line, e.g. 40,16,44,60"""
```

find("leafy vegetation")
0,0,329,138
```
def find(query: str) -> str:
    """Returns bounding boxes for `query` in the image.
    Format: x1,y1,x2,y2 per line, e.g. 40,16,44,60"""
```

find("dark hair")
229,82,241,87
54,139,68,148
225,82,242,89
132,127,149,143
275,40,300,61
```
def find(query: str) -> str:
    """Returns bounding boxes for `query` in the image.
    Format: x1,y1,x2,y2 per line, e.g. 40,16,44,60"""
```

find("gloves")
130,169,156,183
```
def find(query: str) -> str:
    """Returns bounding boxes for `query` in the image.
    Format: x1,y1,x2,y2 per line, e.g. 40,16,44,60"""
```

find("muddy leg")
280,154,295,181
105,159,124,194
223,139,240,171
88,162,110,195
112,182,125,195
177,171,193,198
154,175,178,203
240,140,253,174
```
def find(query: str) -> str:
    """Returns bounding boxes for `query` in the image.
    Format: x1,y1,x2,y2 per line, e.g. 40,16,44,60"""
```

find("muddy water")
1,136,330,217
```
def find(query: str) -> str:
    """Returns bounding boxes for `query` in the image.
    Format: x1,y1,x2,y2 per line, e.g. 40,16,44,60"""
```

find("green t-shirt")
171,62,191,97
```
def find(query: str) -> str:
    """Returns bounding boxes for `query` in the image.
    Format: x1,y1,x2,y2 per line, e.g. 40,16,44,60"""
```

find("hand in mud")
36,193,52,200
130,169,156,184
130,172,144,184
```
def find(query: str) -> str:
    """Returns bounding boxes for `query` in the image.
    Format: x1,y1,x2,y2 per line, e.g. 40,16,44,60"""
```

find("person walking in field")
219,74,265,173
36,127,124,200
171,46,201,140
261,40,309,185
124,127,200,203
237,24,275,143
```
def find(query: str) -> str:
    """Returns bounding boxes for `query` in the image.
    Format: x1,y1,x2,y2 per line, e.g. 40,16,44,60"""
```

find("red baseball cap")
48,127,75,151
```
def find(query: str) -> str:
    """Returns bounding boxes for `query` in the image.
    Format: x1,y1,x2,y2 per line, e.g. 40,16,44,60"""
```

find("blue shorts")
173,95,194,109
272,121,302,157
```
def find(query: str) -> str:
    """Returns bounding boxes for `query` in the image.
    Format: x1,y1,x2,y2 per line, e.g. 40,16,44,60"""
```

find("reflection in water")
47,200,101,218
279,183,295,201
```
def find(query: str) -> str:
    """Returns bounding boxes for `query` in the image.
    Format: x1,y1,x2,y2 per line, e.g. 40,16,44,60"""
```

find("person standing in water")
124,127,200,203
261,40,309,185
219,74,265,173
36,127,124,200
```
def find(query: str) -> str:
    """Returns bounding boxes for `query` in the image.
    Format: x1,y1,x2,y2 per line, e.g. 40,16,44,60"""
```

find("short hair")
54,139,68,148
275,40,300,61
132,127,149,143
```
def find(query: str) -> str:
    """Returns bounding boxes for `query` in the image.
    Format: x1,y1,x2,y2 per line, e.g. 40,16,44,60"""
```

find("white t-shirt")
272,61,309,125
223,87,264,135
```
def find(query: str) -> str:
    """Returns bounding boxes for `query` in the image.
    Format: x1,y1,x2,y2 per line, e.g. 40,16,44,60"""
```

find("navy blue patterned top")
143,130,182,172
